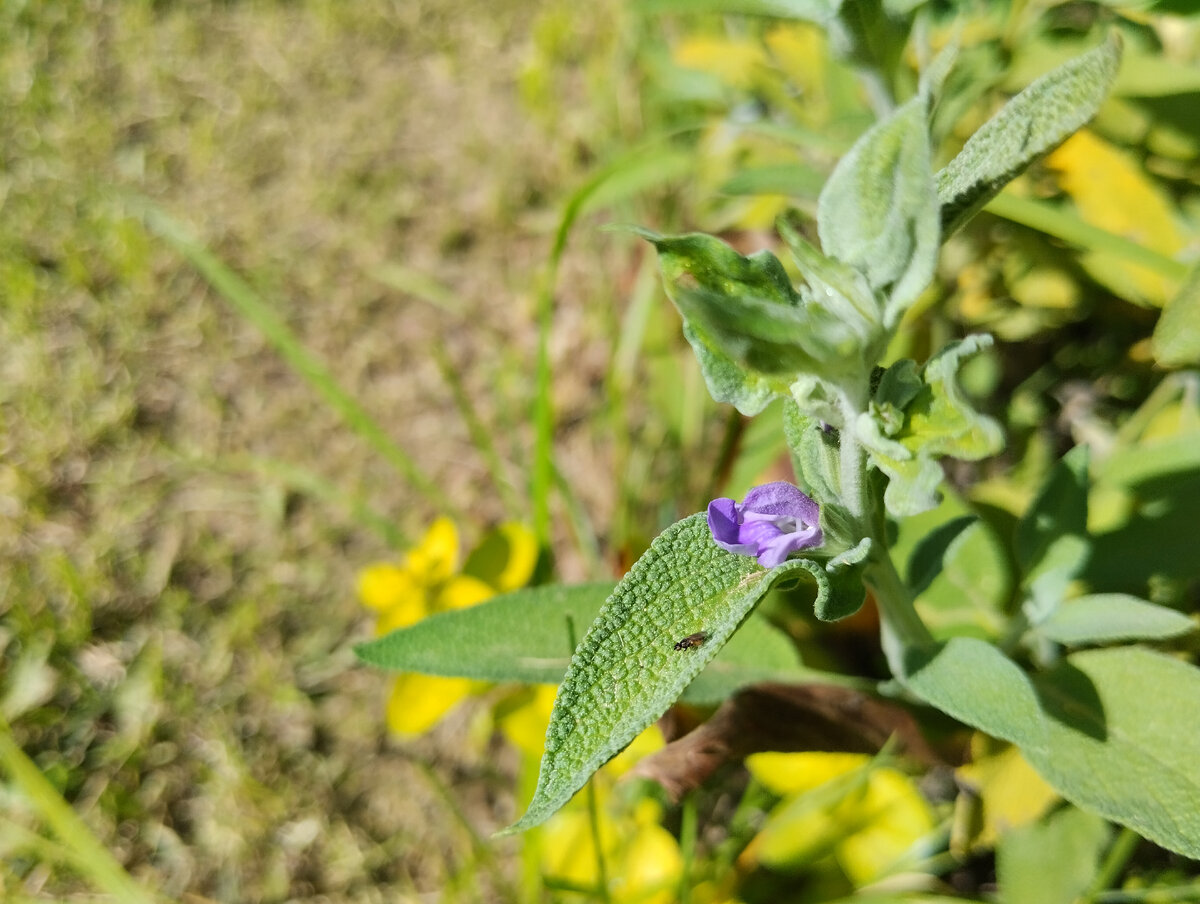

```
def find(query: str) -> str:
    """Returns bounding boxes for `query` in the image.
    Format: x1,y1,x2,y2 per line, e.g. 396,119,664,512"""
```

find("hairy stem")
837,387,870,520
837,383,932,677
864,549,933,653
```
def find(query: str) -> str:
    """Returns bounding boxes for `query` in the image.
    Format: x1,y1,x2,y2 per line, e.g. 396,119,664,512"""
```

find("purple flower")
707,482,822,568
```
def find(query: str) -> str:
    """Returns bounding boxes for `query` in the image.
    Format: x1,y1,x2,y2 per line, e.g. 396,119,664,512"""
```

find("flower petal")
385,672,476,736
738,517,787,549
755,524,823,567
405,516,460,583
707,497,755,554
437,574,496,612
742,481,821,526
357,563,419,612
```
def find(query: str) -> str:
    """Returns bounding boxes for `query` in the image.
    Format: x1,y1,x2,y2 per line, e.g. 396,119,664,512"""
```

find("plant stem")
836,384,933,675
865,550,934,646
837,389,869,521
1084,827,1141,902
678,794,698,904
864,542,934,679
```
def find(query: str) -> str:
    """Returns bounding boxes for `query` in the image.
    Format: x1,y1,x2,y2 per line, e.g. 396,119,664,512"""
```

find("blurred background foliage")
2,0,1198,901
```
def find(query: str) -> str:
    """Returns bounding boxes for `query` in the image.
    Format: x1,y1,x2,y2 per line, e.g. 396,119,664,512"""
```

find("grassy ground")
1,1,668,899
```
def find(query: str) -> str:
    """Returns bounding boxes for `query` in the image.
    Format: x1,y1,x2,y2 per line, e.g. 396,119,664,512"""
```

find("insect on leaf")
499,513,827,834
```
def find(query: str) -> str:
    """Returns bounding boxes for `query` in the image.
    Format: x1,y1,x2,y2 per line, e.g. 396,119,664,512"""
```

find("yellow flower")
744,751,936,887
358,517,538,736
539,782,682,904
500,685,677,902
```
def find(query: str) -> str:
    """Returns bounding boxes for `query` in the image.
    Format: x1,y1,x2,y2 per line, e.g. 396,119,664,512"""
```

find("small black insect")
673,632,707,651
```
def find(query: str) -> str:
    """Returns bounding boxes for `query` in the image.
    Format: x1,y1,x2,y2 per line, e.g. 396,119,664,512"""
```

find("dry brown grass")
0,0,661,899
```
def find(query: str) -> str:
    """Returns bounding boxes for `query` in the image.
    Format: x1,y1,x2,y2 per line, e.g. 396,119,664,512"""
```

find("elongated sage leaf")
353,581,813,705
1029,647,1200,859
1016,446,1090,618
816,89,939,325
1035,593,1196,646
1152,264,1200,368
901,637,1049,755
501,513,833,833
937,34,1122,237
902,639,1200,858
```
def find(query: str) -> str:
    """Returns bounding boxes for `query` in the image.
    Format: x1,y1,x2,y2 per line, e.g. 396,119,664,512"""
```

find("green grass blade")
140,204,452,517
986,192,1190,282
370,262,466,316
0,717,159,904
432,343,525,520
532,141,695,544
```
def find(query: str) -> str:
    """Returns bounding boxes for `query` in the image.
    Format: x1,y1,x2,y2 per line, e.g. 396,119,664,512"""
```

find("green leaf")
901,637,1048,753
637,228,871,411
501,513,838,833
1022,535,1091,625
821,538,870,621
720,164,824,198
353,582,808,705
674,285,838,373
1015,446,1090,618
912,518,1011,640
903,641,1200,859
1016,446,1089,571
1035,593,1196,646
937,34,1123,237
997,807,1110,904
907,514,975,598
1152,264,1200,367
682,320,786,416
859,336,1004,516
817,89,939,325
355,583,613,684
783,400,841,503
777,213,880,339
789,373,849,428
635,229,805,413
1030,647,1200,860
636,229,799,308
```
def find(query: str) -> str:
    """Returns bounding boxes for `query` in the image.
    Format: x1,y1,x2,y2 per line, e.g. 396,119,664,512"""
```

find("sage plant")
359,32,1200,861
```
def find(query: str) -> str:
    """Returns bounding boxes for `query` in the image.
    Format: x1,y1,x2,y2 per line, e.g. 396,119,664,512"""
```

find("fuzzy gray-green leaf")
937,34,1122,237
353,581,811,705
501,513,820,833
1034,593,1196,646
816,90,939,325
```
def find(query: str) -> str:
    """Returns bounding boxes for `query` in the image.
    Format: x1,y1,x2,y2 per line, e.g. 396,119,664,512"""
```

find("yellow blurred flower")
500,683,676,902
674,35,766,90
1048,129,1186,307
539,784,681,904
358,516,537,736
744,751,936,887
954,735,1058,852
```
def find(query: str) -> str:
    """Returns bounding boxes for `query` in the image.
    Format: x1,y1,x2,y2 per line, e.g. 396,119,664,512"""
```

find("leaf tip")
352,638,384,667
614,223,664,244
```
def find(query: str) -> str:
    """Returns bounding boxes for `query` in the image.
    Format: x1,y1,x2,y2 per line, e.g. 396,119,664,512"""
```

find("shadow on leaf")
1033,660,1108,742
